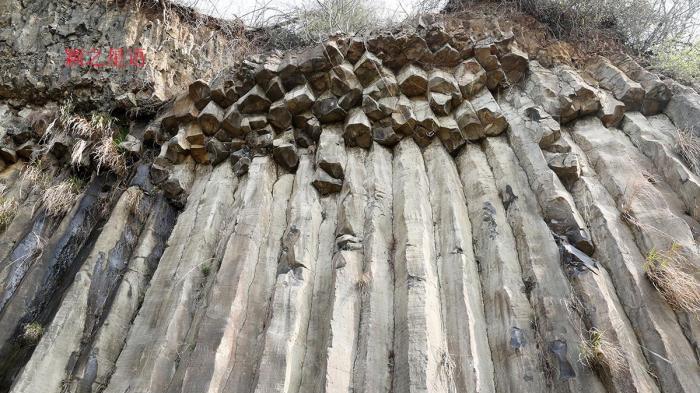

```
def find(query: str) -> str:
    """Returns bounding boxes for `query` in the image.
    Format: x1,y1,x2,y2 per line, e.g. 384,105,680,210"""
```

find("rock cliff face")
1,2,699,393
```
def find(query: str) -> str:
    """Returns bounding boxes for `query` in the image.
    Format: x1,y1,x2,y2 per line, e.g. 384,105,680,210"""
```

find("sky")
176,0,447,26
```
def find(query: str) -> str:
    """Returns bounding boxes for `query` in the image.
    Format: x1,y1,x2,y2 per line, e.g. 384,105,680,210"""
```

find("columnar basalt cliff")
0,1,699,393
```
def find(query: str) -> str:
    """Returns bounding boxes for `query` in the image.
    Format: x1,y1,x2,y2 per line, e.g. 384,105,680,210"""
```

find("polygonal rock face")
436,116,465,153
267,101,292,131
454,100,483,140
470,89,507,137
330,63,362,97
316,125,346,179
397,64,428,97
455,59,487,98
344,108,372,148
236,85,272,114
586,56,645,111
428,70,460,95
197,101,224,136
285,84,316,115
312,167,343,194
354,52,383,86
188,79,211,110
312,95,347,123
272,130,299,170
432,43,461,67
500,46,529,84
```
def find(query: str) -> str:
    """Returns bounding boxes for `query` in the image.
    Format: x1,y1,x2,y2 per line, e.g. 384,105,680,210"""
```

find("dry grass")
124,187,145,221
42,178,84,217
644,243,700,313
19,160,50,195
579,328,627,374
0,196,18,231
619,173,658,226
93,136,127,176
675,128,700,174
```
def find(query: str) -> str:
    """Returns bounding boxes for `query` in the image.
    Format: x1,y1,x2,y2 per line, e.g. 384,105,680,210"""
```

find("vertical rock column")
252,153,323,393
106,163,239,393
352,144,394,393
423,140,495,393
457,143,547,393
392,138,448,393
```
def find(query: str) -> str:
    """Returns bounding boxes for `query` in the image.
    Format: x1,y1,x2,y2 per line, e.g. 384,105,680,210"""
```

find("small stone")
268,101,292,131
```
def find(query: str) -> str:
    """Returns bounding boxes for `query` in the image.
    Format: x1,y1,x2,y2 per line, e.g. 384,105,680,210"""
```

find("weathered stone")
471,89,507,136
188,79,211,110
354,52,383,86
272,130,299,171
308,72,330,95
362,95,385,120
190,144,209,164
266,77,285,101
15,141,35,160
546,152,581,186
267,100,292,131
372,121,401,146
597,89,625,127
500,46,528,83
344,108,372,148
254,56,280,87
293,113,321,147
317,125,346,179
278,53,305,90
161,95,199,132
198,101,224,135
330,62,362,97
312,168,343,194
454,100,483,140
346,37,366,64
363,71,399,100
432,43,461,67
285,84,316,115
555,65,600,123
237,85,272,114
206,138,229,166
613,54,671,115
436,116,464,154
665,91,700,136
248,115,268,131
298,43,337,75
428,69,459,95
312,95,347,123
397,64,428,97
246,130,273,155
233,156,251,176
338,89,362,111
0,146,17,163
455,58,487,98
586,56,645,111
221,105,250,138
428,92,453,116
411,98,439,133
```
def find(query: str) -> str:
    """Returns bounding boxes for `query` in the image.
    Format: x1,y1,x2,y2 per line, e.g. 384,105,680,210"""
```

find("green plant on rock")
644,243,700,313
